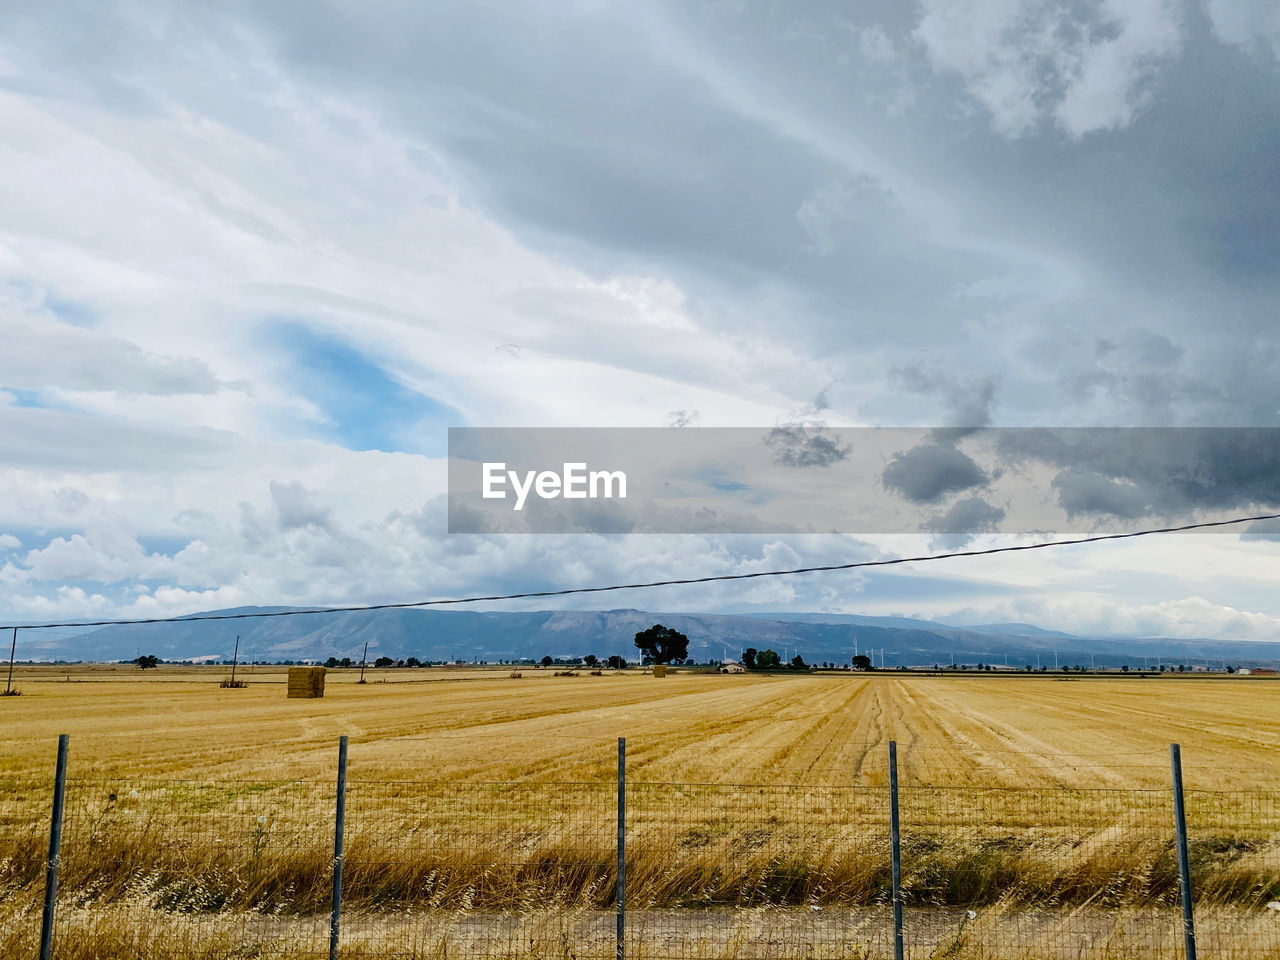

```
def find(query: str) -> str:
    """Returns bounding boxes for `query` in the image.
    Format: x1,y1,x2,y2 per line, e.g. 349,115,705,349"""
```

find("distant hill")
964,622,1081,640
15,606,1280,670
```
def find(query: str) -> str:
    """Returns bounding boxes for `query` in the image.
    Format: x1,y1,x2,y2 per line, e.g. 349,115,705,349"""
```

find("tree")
742,648,757,670
634,624,689,665
324,657,339,668
374,656,395,668
790,654,807,670
756,649,781,669
540,655,554,667
134,654,160,670
606,654,627,670
584,654,599,667
851,654,872,671
406,657,421,668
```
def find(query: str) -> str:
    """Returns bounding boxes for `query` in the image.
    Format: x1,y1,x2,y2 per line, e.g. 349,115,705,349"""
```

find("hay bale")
287,666,326,698
652,664,667,678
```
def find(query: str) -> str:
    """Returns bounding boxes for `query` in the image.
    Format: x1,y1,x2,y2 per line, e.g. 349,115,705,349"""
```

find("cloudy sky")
2,0,1279,642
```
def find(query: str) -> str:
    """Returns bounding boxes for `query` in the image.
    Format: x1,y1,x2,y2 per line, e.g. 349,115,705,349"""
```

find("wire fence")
4,738,1280,958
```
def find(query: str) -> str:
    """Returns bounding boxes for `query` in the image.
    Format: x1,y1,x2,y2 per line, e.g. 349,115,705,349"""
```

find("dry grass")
5,893,1280,959
5,668,1280,957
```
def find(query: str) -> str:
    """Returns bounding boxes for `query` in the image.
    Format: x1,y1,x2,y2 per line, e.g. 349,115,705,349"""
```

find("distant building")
720,659,745,674
1237,668,1252,676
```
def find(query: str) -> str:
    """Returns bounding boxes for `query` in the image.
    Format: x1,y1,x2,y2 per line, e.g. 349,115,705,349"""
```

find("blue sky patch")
7,389,48,409
43,295,99,327
266,321,459,455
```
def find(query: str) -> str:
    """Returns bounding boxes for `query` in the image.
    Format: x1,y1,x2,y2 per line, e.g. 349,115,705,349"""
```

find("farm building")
719,659,745,674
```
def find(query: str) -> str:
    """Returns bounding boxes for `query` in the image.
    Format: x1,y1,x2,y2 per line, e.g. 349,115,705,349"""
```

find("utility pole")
5,626,15,695
229,636,240,686
358,641,369,684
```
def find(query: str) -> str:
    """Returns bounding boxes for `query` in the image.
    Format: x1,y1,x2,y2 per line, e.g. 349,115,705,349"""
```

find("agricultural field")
5,667,1280,958
2,664,1279,788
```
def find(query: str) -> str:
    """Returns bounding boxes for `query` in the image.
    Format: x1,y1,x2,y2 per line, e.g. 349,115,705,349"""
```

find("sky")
1,0,1279,643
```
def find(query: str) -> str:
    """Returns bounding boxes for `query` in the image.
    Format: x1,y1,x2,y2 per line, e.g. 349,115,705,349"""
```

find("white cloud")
0,309,221,397
981,594,1280,642
10,585,111,619
23,522,169,584
914,0,1184,138
270,480,335,532
0,77,814,438
1205,0,1280,56
0,2,1276,639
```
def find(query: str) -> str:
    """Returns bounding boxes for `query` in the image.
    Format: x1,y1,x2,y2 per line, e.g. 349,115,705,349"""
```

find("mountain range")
13,607,1280,670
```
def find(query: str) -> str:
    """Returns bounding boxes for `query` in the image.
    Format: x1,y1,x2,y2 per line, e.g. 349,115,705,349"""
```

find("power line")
4,511,1279,632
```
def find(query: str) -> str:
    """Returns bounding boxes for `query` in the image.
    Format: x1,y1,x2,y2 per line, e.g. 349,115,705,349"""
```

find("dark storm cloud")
764,425,852,468
881,443,988,503
922,496,1006,535
1051,469,1153,520
997,428,1280,519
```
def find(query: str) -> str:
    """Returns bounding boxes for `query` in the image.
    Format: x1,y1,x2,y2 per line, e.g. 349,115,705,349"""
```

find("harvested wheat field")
3,665,1280,786
4,667,1280,957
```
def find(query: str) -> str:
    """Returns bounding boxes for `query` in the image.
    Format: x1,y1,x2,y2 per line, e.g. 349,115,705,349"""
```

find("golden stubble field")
6,666,1280,958
3,664,1279,789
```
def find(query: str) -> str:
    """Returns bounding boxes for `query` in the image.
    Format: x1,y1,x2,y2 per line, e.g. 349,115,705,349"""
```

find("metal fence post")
39,733,69,960
1170,743,1197,960
329,735,348,960
617,736,626,960
889,740,904,960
